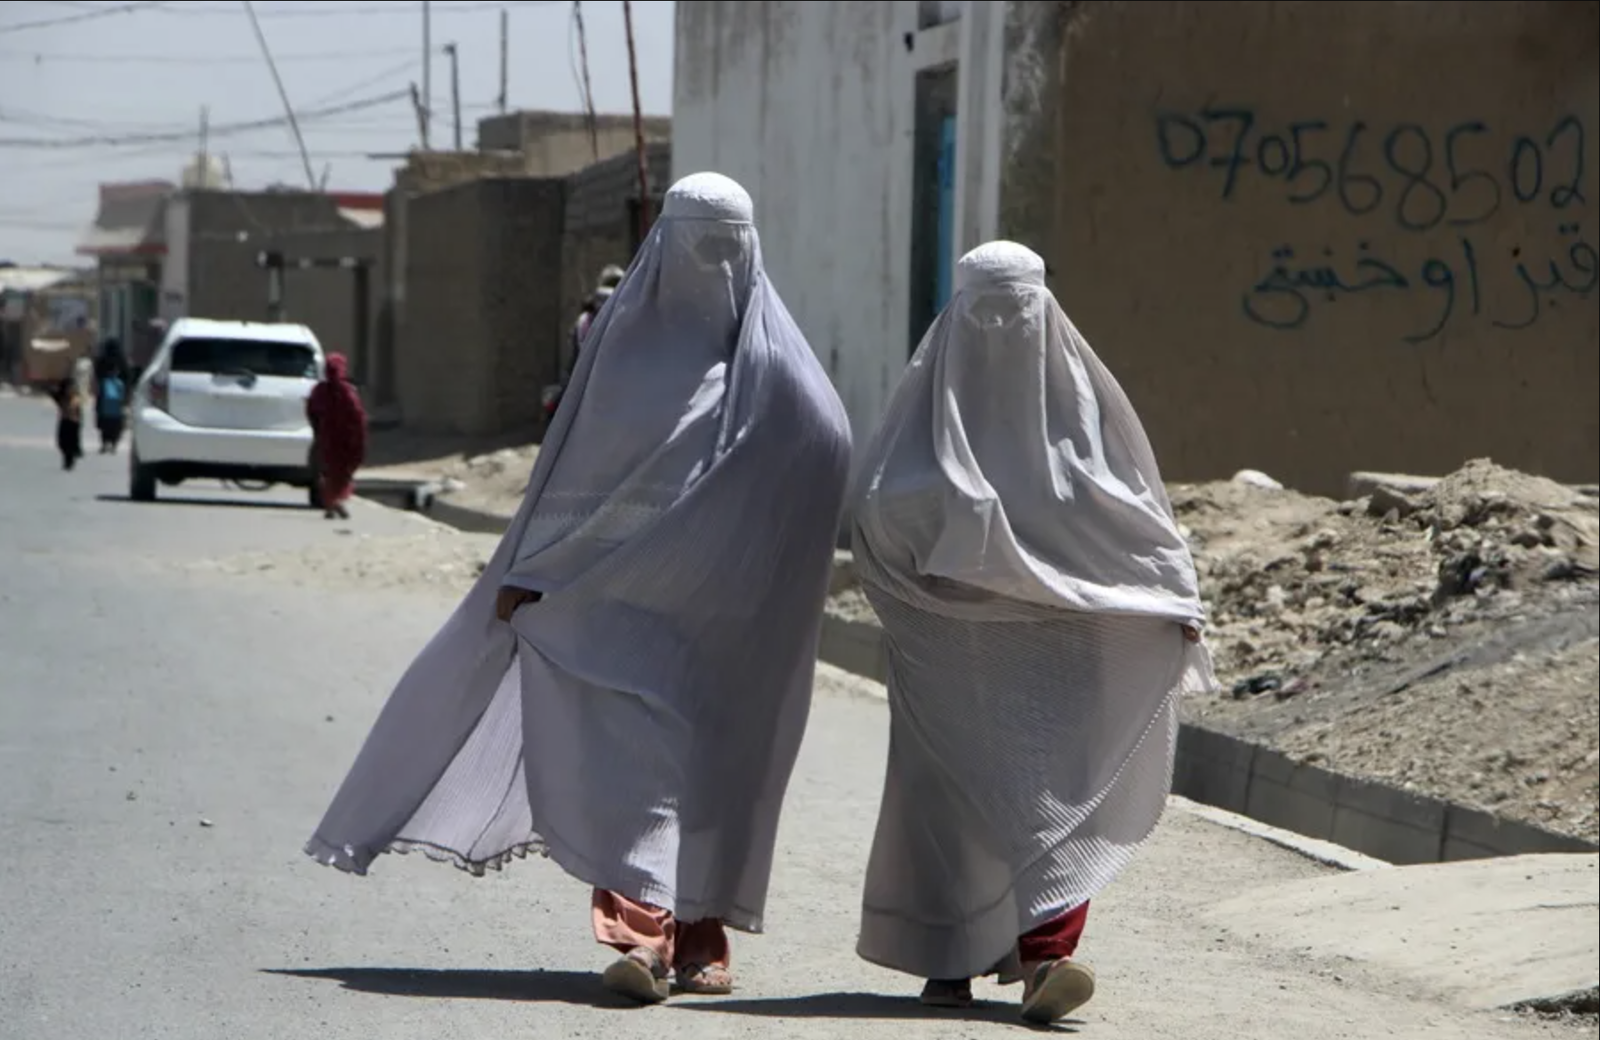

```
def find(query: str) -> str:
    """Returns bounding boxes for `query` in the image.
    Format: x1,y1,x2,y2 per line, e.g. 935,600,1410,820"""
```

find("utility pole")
197,105,210,186
420,0,432,149
574,0,599,162
409,83,427,147
445,42,462,151
242,0,316,191
622,0,650,241
497,8,508,114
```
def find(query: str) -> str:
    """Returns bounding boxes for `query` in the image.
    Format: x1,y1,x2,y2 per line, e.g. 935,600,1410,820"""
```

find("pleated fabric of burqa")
305,172,852,933
851,241,1216,980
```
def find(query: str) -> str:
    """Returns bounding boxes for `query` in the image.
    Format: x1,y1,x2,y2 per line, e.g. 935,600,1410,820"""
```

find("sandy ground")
361,431,539,519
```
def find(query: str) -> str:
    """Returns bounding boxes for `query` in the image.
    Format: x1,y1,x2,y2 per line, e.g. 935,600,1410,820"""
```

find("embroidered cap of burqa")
306,173,852,931
851,241,1216,980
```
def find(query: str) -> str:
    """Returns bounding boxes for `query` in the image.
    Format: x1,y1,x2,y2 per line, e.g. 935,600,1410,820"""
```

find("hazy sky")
0,0,676,266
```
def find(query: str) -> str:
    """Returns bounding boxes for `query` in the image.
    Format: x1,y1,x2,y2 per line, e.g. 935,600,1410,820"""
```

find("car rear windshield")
169,337,317,379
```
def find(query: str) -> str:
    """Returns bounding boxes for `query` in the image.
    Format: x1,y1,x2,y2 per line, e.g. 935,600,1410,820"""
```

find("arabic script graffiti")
1243,226,1597,342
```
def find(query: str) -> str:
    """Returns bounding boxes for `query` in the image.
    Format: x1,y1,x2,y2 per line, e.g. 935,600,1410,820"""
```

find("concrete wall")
379,151,540,410
559,142,672,374
179,192,380,378
477,110,671,176
398,178,565,437
1002,0,1600,494
672,0,920,440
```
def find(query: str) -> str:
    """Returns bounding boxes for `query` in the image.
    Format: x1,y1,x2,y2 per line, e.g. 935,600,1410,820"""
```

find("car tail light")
148,373,170,413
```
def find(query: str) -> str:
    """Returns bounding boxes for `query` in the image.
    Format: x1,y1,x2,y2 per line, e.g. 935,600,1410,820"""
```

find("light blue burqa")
306,173,852,933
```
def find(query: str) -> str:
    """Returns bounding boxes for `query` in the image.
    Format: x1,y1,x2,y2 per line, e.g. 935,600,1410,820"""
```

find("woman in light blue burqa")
305,172,852,1004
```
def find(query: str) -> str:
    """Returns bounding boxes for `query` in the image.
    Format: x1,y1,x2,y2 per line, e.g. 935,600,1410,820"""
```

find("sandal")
601,948,670,1005
1020,958,1096,1024
675,962,735,996
920,978,975,1008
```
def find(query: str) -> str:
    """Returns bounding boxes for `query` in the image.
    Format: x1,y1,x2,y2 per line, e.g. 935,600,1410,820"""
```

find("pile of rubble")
1172,461,1598,842
1173,460,1598,699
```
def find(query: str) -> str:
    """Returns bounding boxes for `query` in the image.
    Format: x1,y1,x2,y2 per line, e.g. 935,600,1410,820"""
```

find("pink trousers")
591,889,731,971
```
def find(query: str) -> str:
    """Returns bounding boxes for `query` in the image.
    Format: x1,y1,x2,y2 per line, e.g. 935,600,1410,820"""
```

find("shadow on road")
264,967,640,1009
96,493,312,514
664,992,1078,1030
266,969,1079,1029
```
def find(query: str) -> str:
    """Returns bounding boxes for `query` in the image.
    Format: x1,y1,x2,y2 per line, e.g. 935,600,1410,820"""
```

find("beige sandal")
675,962,735,996
920,978,975,1008
1020,958,1096,1024
602,948,670,1005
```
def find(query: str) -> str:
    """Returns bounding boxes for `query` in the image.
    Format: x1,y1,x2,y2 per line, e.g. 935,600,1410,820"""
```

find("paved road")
0,395,1577,1039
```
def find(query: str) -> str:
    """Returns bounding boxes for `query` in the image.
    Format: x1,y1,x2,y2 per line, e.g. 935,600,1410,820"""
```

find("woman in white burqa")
851,242,1214,1024
305,172,851,1004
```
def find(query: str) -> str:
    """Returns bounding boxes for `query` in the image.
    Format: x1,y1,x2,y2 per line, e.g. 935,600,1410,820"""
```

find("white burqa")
305,173,852,932
851,242,1216,980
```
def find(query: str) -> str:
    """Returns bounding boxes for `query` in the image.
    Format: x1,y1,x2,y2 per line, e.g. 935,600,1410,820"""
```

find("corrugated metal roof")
0,267,77,294
338,207,385,230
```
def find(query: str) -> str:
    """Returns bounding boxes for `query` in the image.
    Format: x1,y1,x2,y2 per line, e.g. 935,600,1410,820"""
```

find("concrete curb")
423,495,513,535
816,614,1599,868
1168,796,1392,872
354,476,513,536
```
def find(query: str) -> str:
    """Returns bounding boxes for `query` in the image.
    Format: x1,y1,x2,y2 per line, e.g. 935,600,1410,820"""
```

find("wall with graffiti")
1003,0,1598,493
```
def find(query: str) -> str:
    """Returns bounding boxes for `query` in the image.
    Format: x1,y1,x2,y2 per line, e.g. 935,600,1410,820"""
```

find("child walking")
97,369,128,454
53,379,84,471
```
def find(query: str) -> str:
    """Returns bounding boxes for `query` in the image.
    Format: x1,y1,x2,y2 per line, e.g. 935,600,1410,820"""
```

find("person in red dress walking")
306,353,367,520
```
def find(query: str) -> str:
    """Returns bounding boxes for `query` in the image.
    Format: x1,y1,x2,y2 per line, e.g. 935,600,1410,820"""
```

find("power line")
1,0,560,35
0,1,163,35
159,1,560,17
0,90,409,149
305,58,421,108
0,217,85,231
0,45,430,65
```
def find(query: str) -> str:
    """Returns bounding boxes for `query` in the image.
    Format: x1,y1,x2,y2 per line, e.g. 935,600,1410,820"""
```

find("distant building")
476,109,670,176
75,179,173,351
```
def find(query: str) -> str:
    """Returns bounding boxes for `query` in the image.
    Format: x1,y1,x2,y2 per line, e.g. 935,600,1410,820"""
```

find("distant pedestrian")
52,378,84,471
304,173,851,1006
96,369,127,454
72,352,94,416
305,353,367,520
568,263,626,373
849,242,1216,1025
96,337,129,383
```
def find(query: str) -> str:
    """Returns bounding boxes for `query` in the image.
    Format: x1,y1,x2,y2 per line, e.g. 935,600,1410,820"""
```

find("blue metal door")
934,114,956,313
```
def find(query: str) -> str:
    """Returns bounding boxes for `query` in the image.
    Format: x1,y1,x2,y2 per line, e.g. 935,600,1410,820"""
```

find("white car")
129,318,325,507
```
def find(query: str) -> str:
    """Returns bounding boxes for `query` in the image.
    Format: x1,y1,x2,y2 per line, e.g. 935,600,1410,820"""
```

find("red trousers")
1017,901,1089,963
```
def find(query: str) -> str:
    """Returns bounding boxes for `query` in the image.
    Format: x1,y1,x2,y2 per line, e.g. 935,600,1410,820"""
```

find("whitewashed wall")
672,1,917,440
672,0,1009,443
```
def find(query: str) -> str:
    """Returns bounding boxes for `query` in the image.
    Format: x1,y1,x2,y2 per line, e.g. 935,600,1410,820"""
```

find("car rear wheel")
129,451,157,502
